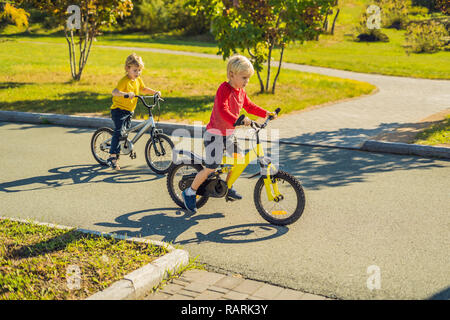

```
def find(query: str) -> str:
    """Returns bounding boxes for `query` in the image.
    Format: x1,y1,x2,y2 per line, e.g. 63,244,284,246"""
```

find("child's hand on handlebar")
125,92,135,99
243,117,252,126
267,111,278,120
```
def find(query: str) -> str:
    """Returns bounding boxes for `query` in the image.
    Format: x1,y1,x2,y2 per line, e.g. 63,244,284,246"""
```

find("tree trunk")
331,8,340,35
256,69,265,93
265,44,273,93
323,13,329,32
271,45,284,94
65,29,78,80
248,48,265,93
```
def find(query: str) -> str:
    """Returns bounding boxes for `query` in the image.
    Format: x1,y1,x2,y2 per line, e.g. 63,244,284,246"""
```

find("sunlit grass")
0,40,375,124
413,115,450,146
0,218,167,300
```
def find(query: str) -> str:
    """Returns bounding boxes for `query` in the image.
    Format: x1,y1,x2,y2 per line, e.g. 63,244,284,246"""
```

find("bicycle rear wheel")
145,133,174,174
91,127,113,165
254,170,305,226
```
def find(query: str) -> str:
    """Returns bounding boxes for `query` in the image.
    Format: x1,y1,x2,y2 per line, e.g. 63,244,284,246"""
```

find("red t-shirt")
206,82,268,136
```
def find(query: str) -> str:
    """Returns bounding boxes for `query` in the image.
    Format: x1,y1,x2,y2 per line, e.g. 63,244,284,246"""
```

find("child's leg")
182,130,224,212
224,134,243,199
190,167,215,191
110,109,123,156
190,130,224,191
109,109,132,169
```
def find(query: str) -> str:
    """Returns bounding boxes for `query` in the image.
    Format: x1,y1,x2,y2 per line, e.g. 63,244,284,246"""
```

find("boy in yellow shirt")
108,53,161,170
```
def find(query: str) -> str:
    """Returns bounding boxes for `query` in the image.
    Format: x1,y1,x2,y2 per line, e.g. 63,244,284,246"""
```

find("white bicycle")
90,94,174,174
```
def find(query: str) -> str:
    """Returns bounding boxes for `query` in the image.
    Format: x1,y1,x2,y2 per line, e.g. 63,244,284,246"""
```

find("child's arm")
112,88,135,99
243,94,277,123
141,87,161,97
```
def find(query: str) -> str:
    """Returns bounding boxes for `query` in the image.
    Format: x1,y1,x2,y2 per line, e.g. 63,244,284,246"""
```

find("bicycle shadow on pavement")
0,164,163,193
94,208,288,245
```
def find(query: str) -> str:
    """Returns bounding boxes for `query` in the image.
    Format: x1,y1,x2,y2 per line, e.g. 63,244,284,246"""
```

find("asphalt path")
1,121,449,299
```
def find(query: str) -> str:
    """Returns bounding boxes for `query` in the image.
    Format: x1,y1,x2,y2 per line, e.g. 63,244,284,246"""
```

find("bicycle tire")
91,127,114,165
253,170,305,226
166,163,209,210
144,133,175,174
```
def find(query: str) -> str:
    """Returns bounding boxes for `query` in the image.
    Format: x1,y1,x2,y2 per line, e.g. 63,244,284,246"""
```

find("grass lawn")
413,114,450,146
0,218,168,300
0,39,375,123
3,1,448,79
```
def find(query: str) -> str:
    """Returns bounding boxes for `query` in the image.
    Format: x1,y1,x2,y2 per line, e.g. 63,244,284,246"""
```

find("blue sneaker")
182,189,197,214
227,187,243,200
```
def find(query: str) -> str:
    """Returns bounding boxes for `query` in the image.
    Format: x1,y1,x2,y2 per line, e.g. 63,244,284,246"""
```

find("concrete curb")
361,140,450,159
1,110,449,159
0,216,189,300
0,110,204,136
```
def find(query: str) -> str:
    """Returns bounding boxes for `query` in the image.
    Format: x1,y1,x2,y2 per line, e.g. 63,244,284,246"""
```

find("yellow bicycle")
166,108,305,226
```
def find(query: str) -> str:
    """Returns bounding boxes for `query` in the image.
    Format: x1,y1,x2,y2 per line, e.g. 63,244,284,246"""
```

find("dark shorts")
203,130,243,169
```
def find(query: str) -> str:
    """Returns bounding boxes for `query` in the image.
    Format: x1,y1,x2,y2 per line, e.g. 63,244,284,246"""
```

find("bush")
0,3,29,29
354,6,390,42
408,5,429,17
375,0,411,30
355,29,390,42
119,0,209,35
405,20,448,53
411,0,437,10
434,0,450,15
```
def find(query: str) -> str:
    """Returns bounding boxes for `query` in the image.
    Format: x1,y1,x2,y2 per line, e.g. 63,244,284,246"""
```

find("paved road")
1,121,449,299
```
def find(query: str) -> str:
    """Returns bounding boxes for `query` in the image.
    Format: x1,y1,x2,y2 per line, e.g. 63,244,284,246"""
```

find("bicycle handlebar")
233,107,280,128
123,93,164,108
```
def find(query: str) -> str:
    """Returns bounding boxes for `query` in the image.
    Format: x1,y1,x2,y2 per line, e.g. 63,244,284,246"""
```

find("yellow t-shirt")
111,75,145,112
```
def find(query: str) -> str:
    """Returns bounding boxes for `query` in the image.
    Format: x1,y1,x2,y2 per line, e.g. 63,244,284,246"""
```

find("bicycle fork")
151,129,166,157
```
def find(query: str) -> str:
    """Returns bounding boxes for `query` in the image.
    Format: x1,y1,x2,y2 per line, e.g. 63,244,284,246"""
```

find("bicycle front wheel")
254,170,305,226
91,127,113,165
145,133,174,174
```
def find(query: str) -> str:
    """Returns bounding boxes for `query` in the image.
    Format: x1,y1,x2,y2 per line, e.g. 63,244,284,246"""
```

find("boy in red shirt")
182,55,276,213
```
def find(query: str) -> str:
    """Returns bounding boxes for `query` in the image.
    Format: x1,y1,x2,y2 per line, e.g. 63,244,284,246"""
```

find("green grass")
3,0,448,79
413,115,450,146
0,39,375,123
281,28,450,79
0,218,168,300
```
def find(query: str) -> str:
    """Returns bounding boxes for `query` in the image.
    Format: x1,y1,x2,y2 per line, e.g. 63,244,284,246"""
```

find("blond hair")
227,54,254,78
125,53,144,70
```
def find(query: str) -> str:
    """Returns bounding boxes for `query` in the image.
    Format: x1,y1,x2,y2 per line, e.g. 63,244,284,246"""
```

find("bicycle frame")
102,95,162,151
219,131,281,202
126,116,157,145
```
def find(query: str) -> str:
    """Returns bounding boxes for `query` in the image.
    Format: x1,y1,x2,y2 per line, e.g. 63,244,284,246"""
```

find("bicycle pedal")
130,152,137,159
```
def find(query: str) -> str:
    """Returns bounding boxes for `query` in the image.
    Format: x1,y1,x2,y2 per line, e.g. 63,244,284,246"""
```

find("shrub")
411,0,437,10
119,0,209,35
408,5,429,17
354,6,390,42
434,0,450,15
375,0,412,30
405,20,448,53
0,3,29,29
